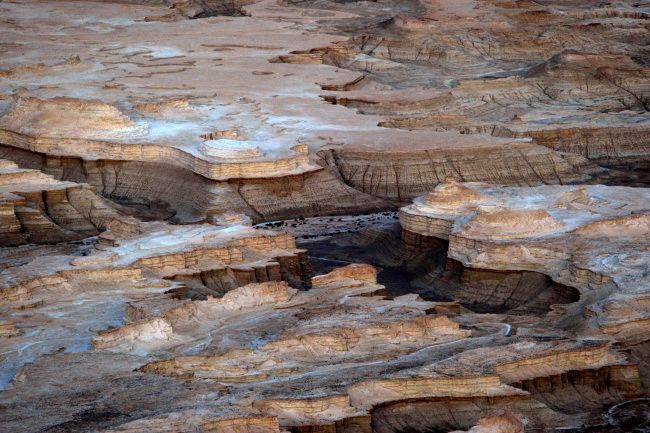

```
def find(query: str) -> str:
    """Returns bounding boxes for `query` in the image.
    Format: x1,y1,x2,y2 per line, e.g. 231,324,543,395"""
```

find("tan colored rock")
0,96,146,140
401,183,650,372
0,159,121,245
422,178,489,209
461,208,563,240
202,416,282,433
310,263,377,285
448,413,525,433
0,321,22,337
0,1,648,433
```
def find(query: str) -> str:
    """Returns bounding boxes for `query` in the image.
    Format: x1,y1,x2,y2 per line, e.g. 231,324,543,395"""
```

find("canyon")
0,1,649,432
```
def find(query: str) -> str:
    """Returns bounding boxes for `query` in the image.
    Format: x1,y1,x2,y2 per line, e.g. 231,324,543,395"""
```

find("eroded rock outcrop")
2,0,642,223
0,215,311,389
0,159,121,245
401,180,650,295
0,0,648,432
0,95,318,182
2,257,644,432
401,180,650,394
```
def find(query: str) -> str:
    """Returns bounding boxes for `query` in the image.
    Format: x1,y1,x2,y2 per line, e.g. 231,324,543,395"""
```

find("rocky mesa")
0,1,649,433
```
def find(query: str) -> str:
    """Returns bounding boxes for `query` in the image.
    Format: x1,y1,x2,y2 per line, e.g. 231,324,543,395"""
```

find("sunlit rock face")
401,181,650,403
0,96,148,140
200,139,263,160
401,179,650,293
0,0,648,432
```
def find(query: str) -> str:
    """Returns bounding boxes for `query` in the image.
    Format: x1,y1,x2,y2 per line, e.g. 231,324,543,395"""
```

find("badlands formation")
0,1,649,433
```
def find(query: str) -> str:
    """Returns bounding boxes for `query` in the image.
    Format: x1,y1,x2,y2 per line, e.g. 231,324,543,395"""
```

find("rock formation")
4,248,645,432
0,159,121,245
0,0,648,432
400,179,650,389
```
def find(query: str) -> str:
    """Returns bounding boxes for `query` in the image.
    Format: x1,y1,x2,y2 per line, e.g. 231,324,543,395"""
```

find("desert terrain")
0,1,649,432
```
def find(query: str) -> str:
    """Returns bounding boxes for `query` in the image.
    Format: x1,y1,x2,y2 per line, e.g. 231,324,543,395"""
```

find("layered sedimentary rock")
401,179,650,294
401,179,650,387
0,215,311,388
316,137,602,201
0,1,648,432
1,215,312,303
2,0,645,222
306,1,650,191
0,159,121,245
0,0,388,220
0,95,317,181
4,261,643,433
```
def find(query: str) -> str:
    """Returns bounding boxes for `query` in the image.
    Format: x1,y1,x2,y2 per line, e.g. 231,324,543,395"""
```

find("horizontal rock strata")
0,1,648,433
0,159,121,245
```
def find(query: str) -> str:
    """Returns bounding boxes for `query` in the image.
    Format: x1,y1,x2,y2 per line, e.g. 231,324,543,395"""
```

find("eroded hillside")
0,1,648,432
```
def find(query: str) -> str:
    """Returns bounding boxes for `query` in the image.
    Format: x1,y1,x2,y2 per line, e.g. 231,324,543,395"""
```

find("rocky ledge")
0,1,648,433
401,178,650,383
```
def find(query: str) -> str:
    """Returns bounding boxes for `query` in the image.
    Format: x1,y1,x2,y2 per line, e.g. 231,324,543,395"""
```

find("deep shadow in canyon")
301,221,580,316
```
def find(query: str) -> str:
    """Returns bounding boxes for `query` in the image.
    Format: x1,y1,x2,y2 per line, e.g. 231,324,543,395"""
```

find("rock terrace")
0,1,649,433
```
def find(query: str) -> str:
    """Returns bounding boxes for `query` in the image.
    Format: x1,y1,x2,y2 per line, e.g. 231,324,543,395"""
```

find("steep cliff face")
400,180,650,402
0,145,391,223
414,258,581,315
0,1,648,432
0,159,121,245
318,144,601,202
494,126,650,169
